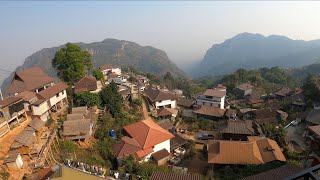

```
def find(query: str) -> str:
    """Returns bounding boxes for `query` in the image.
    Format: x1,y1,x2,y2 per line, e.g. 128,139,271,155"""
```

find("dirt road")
141,97,150,119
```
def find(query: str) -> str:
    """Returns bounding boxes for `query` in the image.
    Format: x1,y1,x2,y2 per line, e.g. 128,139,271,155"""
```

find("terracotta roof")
150,171,201,180
152,148,170,161
0,96,22,108
222,121,255,135
136,147,153,158
111,136,142,159
36,82,68,101
157,107,177,117
157,119,174,130
237,83,254,91
123,118,174,149
202,89,226,98
306,109,320,125
241,165,303,180
193,105,226,118
100,65,120,70
144,88,177,102
275,87,292,97
216,84,227,89
308,125,320,138
6,67,54,94
208,137,286,165
28,117,45,131
74,76,97,93
208,140,264,165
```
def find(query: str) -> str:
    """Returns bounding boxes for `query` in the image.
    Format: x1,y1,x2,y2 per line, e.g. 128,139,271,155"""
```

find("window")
56,93,60,98
0,112,3,118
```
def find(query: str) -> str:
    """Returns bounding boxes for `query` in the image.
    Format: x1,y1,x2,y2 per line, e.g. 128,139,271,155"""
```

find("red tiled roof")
208,137,286,165
107,72,120,78
203,89,226,98
123,118,174,149
112,136,142,159
36,82,68,101
6,67,54,94
193,105,226,117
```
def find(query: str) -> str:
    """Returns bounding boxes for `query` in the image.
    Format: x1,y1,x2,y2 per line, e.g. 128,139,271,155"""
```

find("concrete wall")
32,102,49,116
48,90,67,107
155,100,176,109
196,96,225,109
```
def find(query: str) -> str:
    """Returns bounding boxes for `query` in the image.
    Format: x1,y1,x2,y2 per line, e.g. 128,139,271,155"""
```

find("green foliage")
302,74,320,103
60,140,78,153
100,81,123,117
92,69,104,81
45,116,54,127
75,91,101,107
52,43,93,85
182,117,216,131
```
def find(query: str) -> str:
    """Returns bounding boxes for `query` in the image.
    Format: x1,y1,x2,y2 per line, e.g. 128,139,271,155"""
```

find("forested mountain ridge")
191,32,320,77
1,39,186,91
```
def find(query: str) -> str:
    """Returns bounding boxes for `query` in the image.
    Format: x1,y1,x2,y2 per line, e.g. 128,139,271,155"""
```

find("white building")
31,82,69,121
196,86,227,109
144,88,177,109
100,65,122,76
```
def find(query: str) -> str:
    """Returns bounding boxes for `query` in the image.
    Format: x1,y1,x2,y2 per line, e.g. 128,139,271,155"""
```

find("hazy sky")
1,1,320,78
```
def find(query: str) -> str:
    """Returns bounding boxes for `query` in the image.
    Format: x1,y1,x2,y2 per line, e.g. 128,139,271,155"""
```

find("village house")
193,105,226,120
31,82,69,121
252,107,280,126
234,83,254,97
100,65,122,76
6,67,54,96
136,75,149,86
111,118,174,163
11,127,37,155
196,87,226,109
156,107,178,119
207,136,286,167
177,98,194,109
74,76,102,93
221,120,263,141
3,149,24,170
275,87,293,99
290,88,306,110
106,72,127,84
144,88,178,110
62,107,93,141
0,96,29,137
306,109,320,125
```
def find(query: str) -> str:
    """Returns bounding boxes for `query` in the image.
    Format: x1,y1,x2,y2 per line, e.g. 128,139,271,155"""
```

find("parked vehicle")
197,133,214,140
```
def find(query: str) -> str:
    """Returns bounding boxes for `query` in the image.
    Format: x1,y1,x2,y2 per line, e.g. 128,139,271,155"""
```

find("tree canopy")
92,69,104,81
100,81,123,118
74,91,101,107
52,43,93,85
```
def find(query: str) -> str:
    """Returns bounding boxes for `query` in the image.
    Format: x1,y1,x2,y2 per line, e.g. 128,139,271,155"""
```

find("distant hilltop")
1,38,186,91
190,32,320,77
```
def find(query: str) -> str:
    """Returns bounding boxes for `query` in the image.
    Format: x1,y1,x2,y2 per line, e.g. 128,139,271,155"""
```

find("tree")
52,43,93,85
303,74,320,103
75,91,101,107
100,81,123,117
92,69,104,81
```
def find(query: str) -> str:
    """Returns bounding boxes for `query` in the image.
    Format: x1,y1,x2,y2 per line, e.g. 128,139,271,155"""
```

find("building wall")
196,96,225,109
15,154,23,169
48,90,67,107
155,100,176,109
32,102,49,116
153,139,171,153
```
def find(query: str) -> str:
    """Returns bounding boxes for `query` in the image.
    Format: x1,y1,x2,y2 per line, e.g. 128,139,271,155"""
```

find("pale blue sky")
1,1,320,76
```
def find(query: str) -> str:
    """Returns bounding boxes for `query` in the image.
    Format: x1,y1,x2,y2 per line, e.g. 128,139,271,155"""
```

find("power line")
0,68,12,73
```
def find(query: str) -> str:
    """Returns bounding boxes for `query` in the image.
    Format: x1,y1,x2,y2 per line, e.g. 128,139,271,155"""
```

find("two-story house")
112,118,174,163
144,88,178,109
196,88,226,109
234,83,254,97
31,82,68,121
6,67,54,96
0,96,29,137
100,65,122,76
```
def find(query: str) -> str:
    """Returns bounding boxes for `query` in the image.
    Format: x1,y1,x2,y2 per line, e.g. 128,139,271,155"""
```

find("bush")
75,91,101,107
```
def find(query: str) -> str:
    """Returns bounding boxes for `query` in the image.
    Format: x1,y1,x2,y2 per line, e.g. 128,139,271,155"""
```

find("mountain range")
1,39,186,91
190,32,320,77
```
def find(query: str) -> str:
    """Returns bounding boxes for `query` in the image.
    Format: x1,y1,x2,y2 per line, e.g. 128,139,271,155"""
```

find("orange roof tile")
203,89,226,98
123,118,174,149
